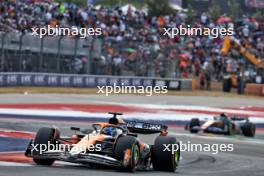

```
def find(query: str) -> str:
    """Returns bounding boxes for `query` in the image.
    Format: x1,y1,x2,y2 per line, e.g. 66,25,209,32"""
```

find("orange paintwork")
139,142,145,151
123,149,131,167
62,123,118,151
70,134,105,155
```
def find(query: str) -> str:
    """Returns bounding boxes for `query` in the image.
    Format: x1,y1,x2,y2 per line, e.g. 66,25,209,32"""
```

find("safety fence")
0,31,180,78
0,31,97,74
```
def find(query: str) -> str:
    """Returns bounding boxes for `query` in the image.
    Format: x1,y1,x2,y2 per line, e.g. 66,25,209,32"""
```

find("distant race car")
185,113,256,137
25,112,180,172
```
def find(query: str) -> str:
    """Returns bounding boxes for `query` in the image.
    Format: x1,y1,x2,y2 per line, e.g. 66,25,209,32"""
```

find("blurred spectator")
0,0,263,85
199,71,205,90
72,57,83,74
112,53,122,76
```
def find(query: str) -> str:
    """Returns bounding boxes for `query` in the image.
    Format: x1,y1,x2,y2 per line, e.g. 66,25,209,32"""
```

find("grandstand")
0,0,263,92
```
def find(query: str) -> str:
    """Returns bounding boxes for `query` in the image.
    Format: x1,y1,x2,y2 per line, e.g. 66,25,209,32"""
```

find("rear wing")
125,121,168,134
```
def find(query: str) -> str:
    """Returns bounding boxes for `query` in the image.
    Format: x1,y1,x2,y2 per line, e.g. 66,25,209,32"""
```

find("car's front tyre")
32,127,60,165
115,136,140,172
189,118,200,133
242,122,256,137
152,136,180,172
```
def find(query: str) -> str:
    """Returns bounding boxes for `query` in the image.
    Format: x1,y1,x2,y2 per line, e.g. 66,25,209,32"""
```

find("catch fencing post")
17,33,25,72
74,37,79,59
57,36,63,73
0,32,8,72
39,37,44,72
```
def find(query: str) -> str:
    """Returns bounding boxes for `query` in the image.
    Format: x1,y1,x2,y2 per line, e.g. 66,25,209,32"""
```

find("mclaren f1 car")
25,112,180,172
185,113,256,137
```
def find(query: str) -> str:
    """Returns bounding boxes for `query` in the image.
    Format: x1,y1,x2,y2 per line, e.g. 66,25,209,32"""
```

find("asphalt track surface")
0,94,264,176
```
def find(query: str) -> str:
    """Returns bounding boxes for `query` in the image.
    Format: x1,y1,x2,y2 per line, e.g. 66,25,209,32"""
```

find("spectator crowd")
0,0,264,88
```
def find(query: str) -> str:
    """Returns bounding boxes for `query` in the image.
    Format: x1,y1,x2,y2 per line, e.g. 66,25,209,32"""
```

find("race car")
185,113,256,137
25,112,180,172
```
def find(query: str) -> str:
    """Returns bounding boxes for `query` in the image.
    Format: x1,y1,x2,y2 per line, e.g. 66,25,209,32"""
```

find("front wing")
25,140,122,167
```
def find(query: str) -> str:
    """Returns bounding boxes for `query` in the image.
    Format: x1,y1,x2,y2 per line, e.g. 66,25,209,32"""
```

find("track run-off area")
0,93,264,176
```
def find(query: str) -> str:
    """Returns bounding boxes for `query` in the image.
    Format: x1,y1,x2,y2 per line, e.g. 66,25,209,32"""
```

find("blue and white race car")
185,113,256,137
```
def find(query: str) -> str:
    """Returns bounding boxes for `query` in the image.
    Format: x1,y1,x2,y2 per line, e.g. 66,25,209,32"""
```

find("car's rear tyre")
152,136,180,172
32,127,60,165
115,136,140,172
242,122,256,137
189,118,200,133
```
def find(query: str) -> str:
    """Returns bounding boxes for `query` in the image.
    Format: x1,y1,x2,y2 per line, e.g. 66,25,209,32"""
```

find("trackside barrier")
245,83,264,96
0,72,193,91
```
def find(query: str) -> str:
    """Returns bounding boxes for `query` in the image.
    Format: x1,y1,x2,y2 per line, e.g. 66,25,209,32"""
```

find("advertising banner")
0,73,187,90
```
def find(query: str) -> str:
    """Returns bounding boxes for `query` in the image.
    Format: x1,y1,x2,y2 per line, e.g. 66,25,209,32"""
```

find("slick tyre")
189,118,200,133
115,136,140,172
242,122,256,137
32,127,60,165
152,136,180,172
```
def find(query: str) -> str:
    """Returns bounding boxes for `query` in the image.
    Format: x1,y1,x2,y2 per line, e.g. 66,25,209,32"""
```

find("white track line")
0,108,264,123
0,161,32,167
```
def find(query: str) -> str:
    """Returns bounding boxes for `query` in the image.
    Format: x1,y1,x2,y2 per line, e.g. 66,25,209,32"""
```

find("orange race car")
25,112,180,172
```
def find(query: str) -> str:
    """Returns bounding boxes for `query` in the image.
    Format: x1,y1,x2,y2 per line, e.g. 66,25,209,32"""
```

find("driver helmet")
103,126,116,136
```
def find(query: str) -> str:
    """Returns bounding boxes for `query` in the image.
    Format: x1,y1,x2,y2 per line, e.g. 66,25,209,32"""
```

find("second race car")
185,113,256,137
